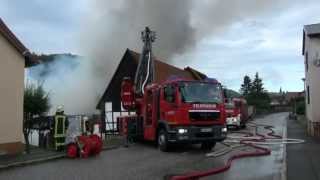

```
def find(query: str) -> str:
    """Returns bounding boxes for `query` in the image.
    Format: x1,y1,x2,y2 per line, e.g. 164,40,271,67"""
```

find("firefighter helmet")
56,105,64,113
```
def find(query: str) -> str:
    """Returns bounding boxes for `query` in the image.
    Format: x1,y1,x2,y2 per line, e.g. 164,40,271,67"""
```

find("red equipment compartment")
117,116,144,140
121,78,135,110
117,116,129,136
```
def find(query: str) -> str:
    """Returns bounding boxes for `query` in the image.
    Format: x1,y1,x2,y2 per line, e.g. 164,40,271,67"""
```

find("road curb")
0,154,65,171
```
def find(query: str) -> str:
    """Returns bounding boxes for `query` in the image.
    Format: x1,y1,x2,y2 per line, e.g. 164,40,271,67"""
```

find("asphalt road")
0,113,288,180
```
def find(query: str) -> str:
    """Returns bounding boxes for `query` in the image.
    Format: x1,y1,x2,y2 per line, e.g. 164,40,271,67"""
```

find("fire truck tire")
201,142,216,150
158,129,169,152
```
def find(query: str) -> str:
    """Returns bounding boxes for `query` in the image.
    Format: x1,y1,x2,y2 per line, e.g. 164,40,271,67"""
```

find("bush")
24,82,50,153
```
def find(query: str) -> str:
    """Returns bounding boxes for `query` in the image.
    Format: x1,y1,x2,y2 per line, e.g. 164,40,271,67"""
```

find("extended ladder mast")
134,27,156,97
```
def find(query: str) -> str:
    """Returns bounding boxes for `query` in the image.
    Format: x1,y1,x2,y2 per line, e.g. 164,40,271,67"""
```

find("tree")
24,82,50,153
279,87,286,105
240,75,252,97
241,72,271,112
251,72,264,94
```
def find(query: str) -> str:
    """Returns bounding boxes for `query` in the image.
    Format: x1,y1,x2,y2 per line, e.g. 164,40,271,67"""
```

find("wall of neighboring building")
304,35,320,136
0,33,25,154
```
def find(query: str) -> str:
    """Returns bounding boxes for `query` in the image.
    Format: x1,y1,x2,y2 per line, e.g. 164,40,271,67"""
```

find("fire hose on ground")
169,122,305,180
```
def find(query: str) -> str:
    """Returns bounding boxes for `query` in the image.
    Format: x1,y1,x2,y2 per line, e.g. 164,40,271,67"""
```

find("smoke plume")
28,0,294,114
26,55,101,114
81,0,292,89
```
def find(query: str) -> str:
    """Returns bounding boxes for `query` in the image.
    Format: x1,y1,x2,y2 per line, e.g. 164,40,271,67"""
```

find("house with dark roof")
184,66,208,80
0,18,33,154
302,23,320,136
96,49,206,132
268,91,305,107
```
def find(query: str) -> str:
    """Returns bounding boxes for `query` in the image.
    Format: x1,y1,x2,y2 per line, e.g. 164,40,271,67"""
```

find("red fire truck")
117,27,227,151
225,98,249,129
225,101,241,129
233,98,249,128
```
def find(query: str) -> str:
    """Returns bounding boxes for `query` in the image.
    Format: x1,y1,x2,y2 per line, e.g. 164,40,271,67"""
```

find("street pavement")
0,113,288,180
287,116,320,180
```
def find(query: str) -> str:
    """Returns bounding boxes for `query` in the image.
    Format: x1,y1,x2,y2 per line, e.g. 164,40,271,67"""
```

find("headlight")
178,128,188,134
222,127,227,133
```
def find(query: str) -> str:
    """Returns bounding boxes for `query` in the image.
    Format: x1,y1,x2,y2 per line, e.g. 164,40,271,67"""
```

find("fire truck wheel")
201,142,216,150
158,129,169,152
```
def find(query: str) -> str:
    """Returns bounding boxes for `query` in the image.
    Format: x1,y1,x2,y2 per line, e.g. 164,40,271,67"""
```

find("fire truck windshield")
179,82,223,104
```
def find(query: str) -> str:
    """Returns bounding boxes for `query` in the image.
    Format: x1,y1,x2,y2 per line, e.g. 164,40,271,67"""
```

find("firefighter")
81,116,92,135
53,105,69,151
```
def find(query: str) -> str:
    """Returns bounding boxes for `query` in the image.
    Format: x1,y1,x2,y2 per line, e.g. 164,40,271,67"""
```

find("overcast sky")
1,0,320,93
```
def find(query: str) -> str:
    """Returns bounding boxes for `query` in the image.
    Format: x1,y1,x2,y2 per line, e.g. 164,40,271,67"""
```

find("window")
305,52,309,72
179,82,223,103
164,86,175,103
307,85,310,104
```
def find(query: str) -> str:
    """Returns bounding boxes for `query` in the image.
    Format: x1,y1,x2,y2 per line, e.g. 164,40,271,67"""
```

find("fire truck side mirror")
121,77,135,110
